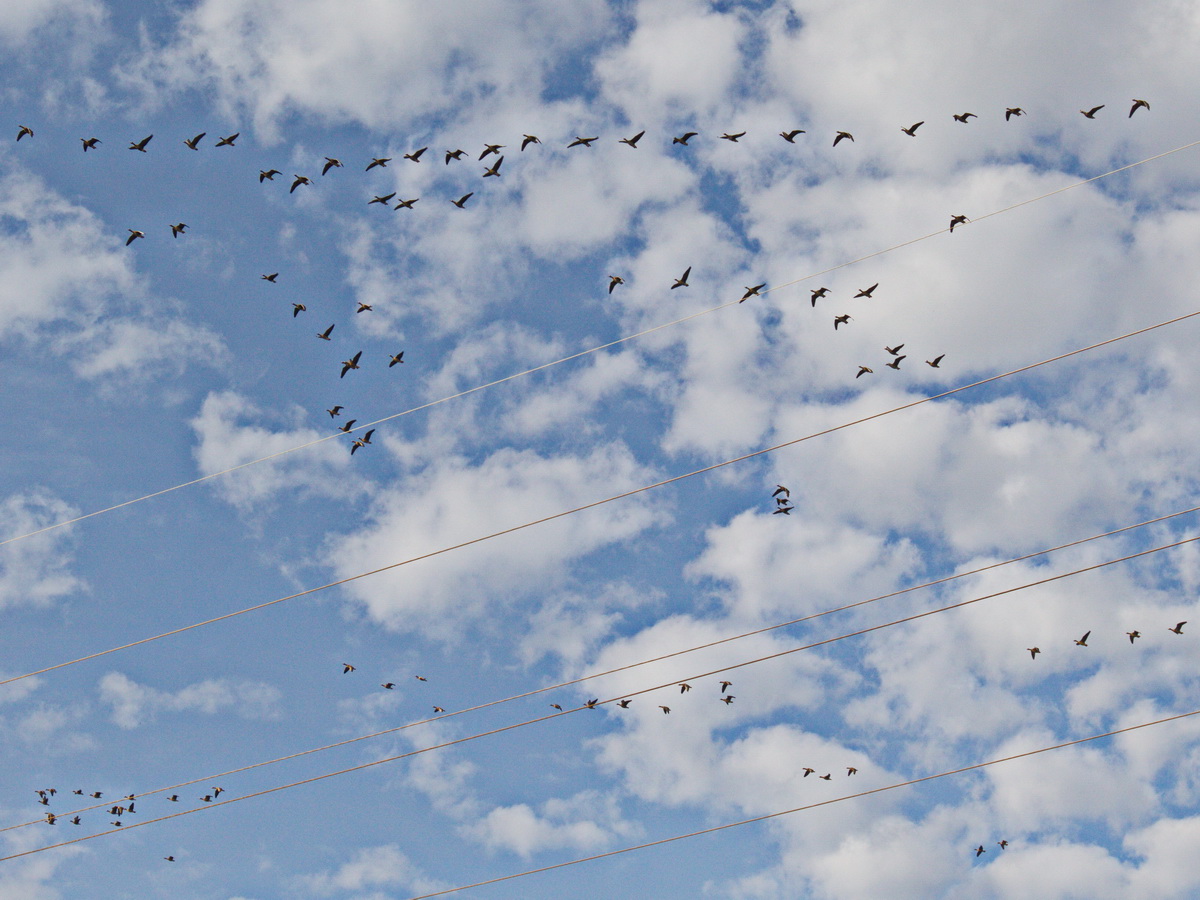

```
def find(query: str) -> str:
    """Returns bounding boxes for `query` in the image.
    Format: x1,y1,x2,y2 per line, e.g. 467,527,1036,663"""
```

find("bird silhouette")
290,175,311,193
720,680,733,692
926,355,945,368
17,125,34,141
609,275,624,293
340,351,363,378
618,699,632,708
673,132,698,145
1129,99,1150,117
343,663,355,673
855,366,873,378
803,767,815,777
337,420,358,433
126,230,145,246
1028,647,1041,659
317,324,335,341
389,352,405,367
901,121,924,136
679,683,692,693
292,303,306,317
1169,621,1187,634
520,135,540,150
834,314,851,330
846,767,857,775
975,845,986,857
365,157,391,171
259,169,281,182
1080,105,1105,118
482,156,503,177
170,223,188,238
740,284,766,302
403,147,427,162
568,136,598,148
81,137,100,151
720,695,734,704
885,356,905,370
479,144,504,159
394,198,418,209
953,113,977,123
215,133,239,147
658,705,671,714
262,272,279,282
833,131,854,146
183,132,205,150
950,214,969,232
854,283,879,298
672,267,691,289
1074,631,1091,647
885,344,905,356
445,149,465,163
620,130,645,148
382,682,395,689
321,157,342,175
1126,631,1141,643
452,193,474,208
780,129,805,142
433,706,445,713
356,302,373,313
327,406,343,418
128,134,153,151
369,193,396,206
1005,107,1025,120
720,131,746,142
810,287,828,306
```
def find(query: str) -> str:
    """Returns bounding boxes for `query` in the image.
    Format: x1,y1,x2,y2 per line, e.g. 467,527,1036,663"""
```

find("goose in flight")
369,193,396,205
672,132,698,145
340,351,363,378
773,504,793,515
834,314,851,330
679,683,692,693
1080,105,1104,118
672,267,691,289
901,121,924,136
810,287,828,306
618,699,632,708
262,272,279,282
81,137,100,151
215,132,239,147
855,365,873,378
720,695,734,704
342,663,356,674
772,485,789,498
885,355,905,370
479,143,504,159
327,406,343,418
1129,99,1150,117
482,156,503,177
975,845,986,857
1074,631,1091,647
780,129,805,142
321,157,342,175
337,420,358,433
568,136,598,148
290,174,311,193
389,351,405,367
170,223,188,238
952,112,976,123
854,283,879,298
365,157,391,171
317,324,335,341
126,229,145,245
1169,621,1187,634
356,302,373,313
720,131,746,142
658,705,671,714
520,135,540,151
394,198,418,209
16,125,33,141
1028,647,1041,659
720,680,733,691
802,767,815,777
949,214,969,232
926,354,945,368
433,706,445,713
129,134,153,151
403,146,427,162
1126,630,1141,643
1005,107,1025,120
451,192,474,208
292,303,306,317
445,149,465,163
183,132,205,150
259,169,281,182
550,703,563,711
885,344,904,356
819,774,832,780
414,675,428,681
619,130,645,148
608,275,624,293
740,284,766,302
833,131,854,146
846,767,857,775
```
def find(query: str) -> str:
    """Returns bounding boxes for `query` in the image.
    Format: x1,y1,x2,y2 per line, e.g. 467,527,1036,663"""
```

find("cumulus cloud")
0,490,84,610
98,671,283,729
299,844,447,897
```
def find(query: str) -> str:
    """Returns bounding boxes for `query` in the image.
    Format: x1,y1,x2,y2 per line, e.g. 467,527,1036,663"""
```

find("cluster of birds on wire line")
7,95,1167,872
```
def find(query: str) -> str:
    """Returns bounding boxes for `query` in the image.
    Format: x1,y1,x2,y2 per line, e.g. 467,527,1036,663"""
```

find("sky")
2,0,1200,897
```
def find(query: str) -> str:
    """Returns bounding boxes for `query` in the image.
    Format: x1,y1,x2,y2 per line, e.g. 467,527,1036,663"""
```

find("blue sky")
3,1,1200,898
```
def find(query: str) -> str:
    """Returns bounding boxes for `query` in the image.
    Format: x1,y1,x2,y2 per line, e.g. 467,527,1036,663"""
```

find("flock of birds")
11,94,1165,872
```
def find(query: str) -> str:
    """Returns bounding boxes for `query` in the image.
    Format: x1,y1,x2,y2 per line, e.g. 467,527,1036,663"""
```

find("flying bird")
327,406,343,417
479,144,504,159
1074,631,1091,647
720,131,746,142
414,675,427,681
350,438,368,455
369,193,396,205
183,132,205,150
671,267,691,289
1129,99,1150,117
585,699,598,708
1080,105,1105,118
259,169,281,182
1028,647,1041,659
975,845,986,857
885,344,905,356
834,314,851,330
833,131,854,146
262,272,279,282
720,680,733,692
550,704,562,711
949,214,969,232
1005,107,1025,120
340,350,363,378
568,136,598,148
953,112,977,123
520,135,540,150
292,303,306,317
164,856,175,862
810,287,828,306
819,774,832,780
317,324,335,340
451,192,474,208
618,699,632,708
16,125,33,141
394,198,418,209
608,275,624,293
214,132,239,147
885,355,905,370
854,283,879,298
673,132,698,145
365,157,391,170
740,284,766,302
658,705,671,714
679,683,692,693
772,485,789,498
342,663,355,673
846,767,858,776
70,816,81,825
1169,621,1187,634
337,420,357,433
290,175,311,193
403,146,427,162
619,130,645,148
433,706,445,713
901,121,924,136
997,840,1009,849
356,302,373,313
855,366,873,379
128,134,153,151
322,157,342,175
81,137,100,151
445,149,465,163
90,792,102,799
926,354,945,368
773,504,793,515
482,156,503,177
167,795,178,802
126,229,145,245
170,223,187,238
1126,631,1141,643
780,129,805,142
720,695,734,704
389,352,405,367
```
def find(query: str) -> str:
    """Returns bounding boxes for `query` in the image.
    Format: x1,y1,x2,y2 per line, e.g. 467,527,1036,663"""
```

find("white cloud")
0,490,84,610
0,0,103,44
98,671,282,729
466,789,634,858
299,844,446,897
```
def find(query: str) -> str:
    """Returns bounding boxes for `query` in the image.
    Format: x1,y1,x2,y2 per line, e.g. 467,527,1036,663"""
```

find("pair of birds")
605,267,695,293
1027,622,1187,657
975,840,1009,857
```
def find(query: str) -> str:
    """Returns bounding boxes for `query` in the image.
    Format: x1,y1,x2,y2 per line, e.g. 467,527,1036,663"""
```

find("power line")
3,526,1195,844
3,306,1197,690
5,136,1197,551
403,706,1200,899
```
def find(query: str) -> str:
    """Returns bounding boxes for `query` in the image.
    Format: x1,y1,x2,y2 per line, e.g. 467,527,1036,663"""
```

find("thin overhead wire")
5,136,1197,550
404,707,1200,899
3,306,1198,689
4,526,1196,841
